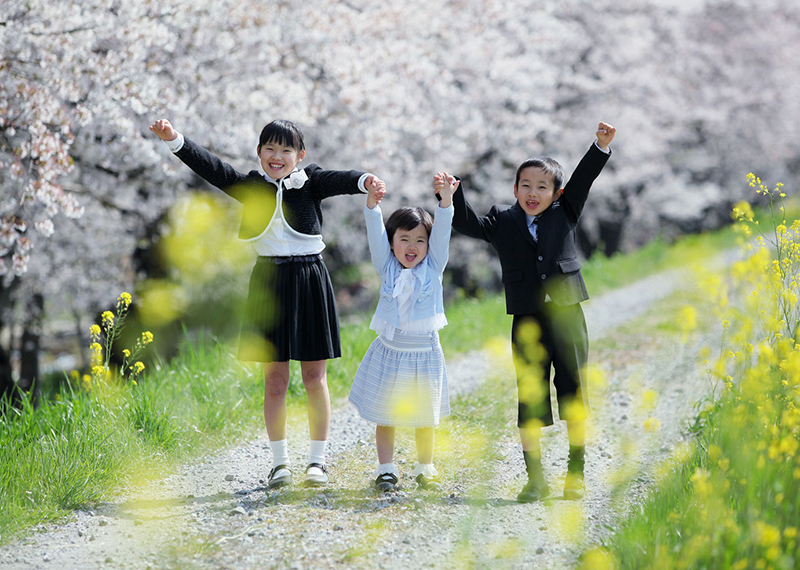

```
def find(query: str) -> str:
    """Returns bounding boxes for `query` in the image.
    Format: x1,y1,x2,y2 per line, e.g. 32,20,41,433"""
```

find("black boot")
517,451,550,503
564,445,585,500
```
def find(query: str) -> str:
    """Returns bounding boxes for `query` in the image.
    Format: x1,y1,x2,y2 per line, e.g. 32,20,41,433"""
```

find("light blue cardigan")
364,203,454,338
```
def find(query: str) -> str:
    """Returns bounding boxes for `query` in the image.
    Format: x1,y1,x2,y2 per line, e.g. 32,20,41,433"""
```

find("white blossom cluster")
0,0,798,329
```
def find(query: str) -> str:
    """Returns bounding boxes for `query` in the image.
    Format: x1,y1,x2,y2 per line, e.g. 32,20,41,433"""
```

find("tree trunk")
0,279,16,403
73,309,88,370
16,292,43,408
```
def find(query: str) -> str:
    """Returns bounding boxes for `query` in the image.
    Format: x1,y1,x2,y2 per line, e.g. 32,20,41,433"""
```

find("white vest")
245,176,325,256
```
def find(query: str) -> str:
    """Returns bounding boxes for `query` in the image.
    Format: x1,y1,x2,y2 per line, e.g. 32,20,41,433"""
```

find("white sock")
412,463,438,478
374,462,399,477
270,439,290,467
308,439,328,466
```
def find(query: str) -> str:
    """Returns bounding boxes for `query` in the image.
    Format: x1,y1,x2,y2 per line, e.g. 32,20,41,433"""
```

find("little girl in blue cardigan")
349,174,459,492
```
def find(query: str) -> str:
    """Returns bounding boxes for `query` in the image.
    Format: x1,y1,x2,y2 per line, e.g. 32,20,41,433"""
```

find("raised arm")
364,179,391,272
560,122,615,222
422,172,456,272
150,119,250,195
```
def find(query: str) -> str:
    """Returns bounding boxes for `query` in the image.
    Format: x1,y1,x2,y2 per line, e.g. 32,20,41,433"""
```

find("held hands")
432,172,459,208
150,119,179,142
596,122,616,151
366,176,387,209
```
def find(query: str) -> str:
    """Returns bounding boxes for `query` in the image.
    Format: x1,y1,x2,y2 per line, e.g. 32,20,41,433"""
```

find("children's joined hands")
150,119,178,142
596,122,616,151
433,171,459,208
366,176,386,209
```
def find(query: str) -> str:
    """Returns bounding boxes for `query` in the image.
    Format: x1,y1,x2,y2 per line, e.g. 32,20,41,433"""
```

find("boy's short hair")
259,119,305,151
515,157,564,191
385,207,434,243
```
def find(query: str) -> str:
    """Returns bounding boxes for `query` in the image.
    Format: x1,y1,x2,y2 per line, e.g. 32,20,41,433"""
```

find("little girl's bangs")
385,207,434,243
259,119,305,151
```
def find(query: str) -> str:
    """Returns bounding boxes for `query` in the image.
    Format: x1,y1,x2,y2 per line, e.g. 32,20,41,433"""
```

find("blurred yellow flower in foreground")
643,417,660,433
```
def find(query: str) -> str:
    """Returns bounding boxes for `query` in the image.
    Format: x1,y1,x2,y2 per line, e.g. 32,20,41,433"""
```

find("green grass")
0,335,262,541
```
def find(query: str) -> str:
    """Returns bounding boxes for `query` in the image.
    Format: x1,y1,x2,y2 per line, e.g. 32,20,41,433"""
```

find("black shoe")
415,474,442,491
516,478,550,503
267,464,292,489
303,463,329,487
375,472,398,492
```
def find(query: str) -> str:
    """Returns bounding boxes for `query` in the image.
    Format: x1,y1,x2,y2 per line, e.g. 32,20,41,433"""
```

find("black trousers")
512,302,588,427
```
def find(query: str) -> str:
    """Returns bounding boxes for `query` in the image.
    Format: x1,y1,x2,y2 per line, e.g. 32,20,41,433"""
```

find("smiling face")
514,166,562,216
257,140,305,180
391,223,429,269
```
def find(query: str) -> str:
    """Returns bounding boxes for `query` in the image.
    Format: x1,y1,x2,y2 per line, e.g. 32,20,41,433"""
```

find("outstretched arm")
149,119,249,195
312,169,386,200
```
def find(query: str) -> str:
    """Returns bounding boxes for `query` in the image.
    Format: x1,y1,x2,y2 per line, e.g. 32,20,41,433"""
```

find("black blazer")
452,144,611,314
175,137,367,240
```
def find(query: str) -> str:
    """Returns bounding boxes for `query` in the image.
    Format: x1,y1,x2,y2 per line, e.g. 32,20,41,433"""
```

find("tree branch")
61,182,147,222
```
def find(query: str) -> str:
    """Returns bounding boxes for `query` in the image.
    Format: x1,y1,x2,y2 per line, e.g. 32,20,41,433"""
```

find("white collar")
263,167,308,189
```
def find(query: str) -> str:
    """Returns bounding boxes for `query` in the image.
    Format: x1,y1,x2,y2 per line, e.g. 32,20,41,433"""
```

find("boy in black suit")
435,122,615,502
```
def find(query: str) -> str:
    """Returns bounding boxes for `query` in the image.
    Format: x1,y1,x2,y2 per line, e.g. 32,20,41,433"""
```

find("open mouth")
268,162,285,172
526,199,539,210
405,253,417,263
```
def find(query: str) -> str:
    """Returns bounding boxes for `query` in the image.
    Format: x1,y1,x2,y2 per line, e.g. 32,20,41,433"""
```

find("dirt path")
0,262,720,570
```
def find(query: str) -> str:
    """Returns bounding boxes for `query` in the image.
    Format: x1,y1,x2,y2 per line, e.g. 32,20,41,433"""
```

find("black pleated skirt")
237,254,341,363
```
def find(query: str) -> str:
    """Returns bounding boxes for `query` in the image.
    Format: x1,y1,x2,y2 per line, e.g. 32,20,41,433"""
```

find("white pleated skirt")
349,331,449,428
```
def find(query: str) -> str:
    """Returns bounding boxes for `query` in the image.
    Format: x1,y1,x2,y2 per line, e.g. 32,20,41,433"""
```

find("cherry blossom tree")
1,0,798,398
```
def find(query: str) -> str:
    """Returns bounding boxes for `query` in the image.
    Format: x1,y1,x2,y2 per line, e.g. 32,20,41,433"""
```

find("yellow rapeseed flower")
142,331,154,345
131,361,145,374
732,200,755,222
102,310,114,327
117,292,132,308
580,547,618,570
89,324,101,338
123,349,131,358
690,468,712,497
